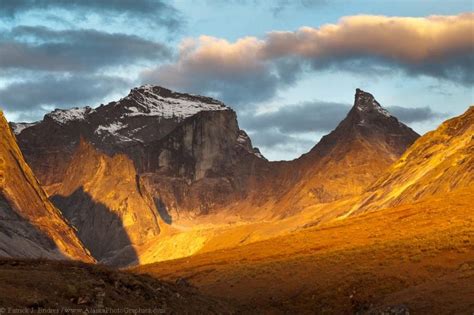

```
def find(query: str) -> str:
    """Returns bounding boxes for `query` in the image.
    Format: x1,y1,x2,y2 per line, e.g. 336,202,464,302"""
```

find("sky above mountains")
0,0,472,160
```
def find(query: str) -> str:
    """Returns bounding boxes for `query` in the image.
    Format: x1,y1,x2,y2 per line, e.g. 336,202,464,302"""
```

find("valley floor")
135,189,474,314
1,190,472,314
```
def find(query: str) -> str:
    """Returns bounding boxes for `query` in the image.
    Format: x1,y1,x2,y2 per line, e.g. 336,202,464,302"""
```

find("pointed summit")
306,89,420,159
347,88,395,127
335,89,418,145
354,88,391,117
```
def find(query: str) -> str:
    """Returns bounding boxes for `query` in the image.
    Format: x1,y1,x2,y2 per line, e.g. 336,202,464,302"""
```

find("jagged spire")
353,88,391,118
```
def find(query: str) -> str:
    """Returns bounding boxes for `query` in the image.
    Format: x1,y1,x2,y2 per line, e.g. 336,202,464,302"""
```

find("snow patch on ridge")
11,122,38,135
120,85,229,120
48,107,95,125
355,89,392,118
95,122,127,135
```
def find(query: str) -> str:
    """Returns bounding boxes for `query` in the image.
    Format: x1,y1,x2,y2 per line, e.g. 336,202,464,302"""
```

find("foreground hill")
0,111,93,262
135,108,474,313
0,259,234,313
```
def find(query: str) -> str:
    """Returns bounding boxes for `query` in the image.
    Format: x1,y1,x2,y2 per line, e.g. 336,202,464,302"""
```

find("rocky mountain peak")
307,89,419,162
45,106,95,125
353,88,392,118
118,84,229,120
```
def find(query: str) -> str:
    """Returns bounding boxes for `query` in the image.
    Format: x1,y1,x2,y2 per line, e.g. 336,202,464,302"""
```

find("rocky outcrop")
0,111,93,262
138,109,266,217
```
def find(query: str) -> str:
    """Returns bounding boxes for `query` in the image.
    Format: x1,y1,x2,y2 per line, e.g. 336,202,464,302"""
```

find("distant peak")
353,88,391,118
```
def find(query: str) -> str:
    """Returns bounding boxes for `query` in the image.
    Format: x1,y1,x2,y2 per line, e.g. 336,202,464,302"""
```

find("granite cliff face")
0,111,93,262
138,109,266,217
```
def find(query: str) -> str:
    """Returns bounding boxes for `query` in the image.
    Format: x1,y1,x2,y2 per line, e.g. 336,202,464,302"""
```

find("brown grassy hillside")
135,188,474,314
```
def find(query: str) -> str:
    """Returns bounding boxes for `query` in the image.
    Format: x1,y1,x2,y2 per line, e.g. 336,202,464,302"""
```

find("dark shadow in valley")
154,197,172,225
51,187,138,267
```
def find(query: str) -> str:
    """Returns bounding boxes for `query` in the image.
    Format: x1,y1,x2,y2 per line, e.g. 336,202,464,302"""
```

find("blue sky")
0,0,472,160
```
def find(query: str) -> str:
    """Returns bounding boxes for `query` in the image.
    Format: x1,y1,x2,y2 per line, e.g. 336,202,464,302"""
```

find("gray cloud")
207,0,326,16
141,13,473,106
241,101,349,133
143,61,286,106
388,106,448,124
0,75,128,114
1,0,182,31
247,129,313,148
141,38,302,107
0,26,171,72
270,0,327,16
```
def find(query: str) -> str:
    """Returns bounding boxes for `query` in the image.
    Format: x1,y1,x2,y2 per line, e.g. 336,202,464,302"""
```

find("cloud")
270,0,327,16
141,36,296,105
241,101,349,133
141,36,302,106
0,75,128,114
0,0,182,31
388,106,448,123
141,13,473,106
247,128,316,161
248,128,314,148
0,26,171,72
263,14,473,83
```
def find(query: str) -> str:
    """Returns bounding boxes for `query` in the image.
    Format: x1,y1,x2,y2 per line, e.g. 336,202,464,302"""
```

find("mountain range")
10,87,420,265
1,85,472,313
